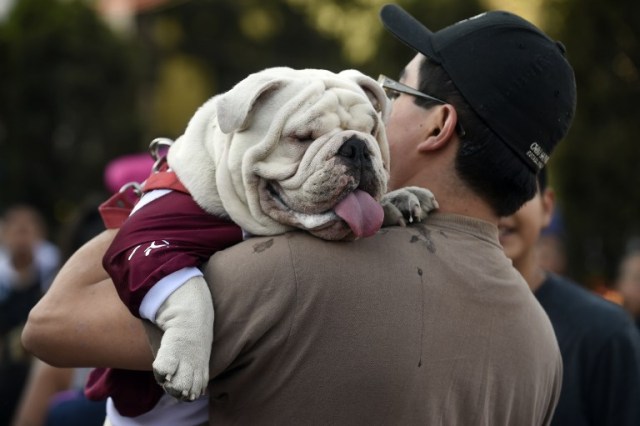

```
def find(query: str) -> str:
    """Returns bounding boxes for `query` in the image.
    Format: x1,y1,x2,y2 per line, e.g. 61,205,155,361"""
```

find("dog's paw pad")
381,186,438,227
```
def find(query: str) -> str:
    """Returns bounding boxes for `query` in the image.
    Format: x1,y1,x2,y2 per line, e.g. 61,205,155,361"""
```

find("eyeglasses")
378,74,448,104
377,74,466,138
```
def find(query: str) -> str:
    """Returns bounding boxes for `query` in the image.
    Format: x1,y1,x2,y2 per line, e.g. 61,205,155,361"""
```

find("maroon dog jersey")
85,190,243,417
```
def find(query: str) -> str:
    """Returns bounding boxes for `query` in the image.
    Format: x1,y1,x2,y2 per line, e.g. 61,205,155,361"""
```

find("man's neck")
393,162,499,226
391,145,499,225
413,175,498,225
435,193,498,225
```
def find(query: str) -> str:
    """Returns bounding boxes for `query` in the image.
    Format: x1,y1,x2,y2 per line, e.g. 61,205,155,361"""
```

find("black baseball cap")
380,4,576,172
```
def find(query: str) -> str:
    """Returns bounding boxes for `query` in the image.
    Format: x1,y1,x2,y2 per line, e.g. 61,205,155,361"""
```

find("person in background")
12,153,154,426
615,240,640,332
0,205,60,294
10,199,107,426
0,204,61,423
536,209,568,276
499,168,640,426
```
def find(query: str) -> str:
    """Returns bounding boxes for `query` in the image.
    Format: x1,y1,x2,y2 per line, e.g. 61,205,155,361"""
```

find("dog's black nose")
338,137,366,163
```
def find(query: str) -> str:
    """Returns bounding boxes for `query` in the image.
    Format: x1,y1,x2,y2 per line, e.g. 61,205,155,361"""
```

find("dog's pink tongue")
334,190,384,239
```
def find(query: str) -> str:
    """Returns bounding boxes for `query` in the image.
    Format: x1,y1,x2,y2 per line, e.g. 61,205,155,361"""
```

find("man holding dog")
23,4,576,425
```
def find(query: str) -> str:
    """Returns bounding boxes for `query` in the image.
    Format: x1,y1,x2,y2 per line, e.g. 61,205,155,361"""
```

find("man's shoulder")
542,274,627,315
227,227,420,253
206,226,438,293
539,273,637,339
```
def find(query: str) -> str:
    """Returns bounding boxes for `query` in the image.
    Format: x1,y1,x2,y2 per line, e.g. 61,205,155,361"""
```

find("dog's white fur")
168,67,391,239
151,67,395,401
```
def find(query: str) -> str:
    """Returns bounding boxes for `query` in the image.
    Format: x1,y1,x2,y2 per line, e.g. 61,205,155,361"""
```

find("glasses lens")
377,76,396,100
383,87,399,100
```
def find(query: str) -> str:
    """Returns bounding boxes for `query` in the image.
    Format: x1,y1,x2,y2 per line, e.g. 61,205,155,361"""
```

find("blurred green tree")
0,0,485,237
541,0,640,285
135,0,350,139
135,0,483,138
0,0,144,227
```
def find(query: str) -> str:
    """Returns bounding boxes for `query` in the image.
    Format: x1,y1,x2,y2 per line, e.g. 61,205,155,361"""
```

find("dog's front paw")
152,276,214,401
381,186,439,227
153,332,210,401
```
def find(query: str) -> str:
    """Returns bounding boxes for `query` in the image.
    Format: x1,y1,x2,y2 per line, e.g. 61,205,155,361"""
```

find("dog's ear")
216,72,283,133
338,69,390,121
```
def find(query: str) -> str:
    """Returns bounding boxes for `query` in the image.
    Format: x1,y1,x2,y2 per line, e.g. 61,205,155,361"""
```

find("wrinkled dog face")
220,68,390,241
170,68,390,241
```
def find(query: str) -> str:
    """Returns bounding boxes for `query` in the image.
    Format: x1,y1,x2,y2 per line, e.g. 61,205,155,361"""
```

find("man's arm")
22,229,154,370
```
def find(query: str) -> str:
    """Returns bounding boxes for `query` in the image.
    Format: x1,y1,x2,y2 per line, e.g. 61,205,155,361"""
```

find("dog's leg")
381,186,439,227
152,275,212,401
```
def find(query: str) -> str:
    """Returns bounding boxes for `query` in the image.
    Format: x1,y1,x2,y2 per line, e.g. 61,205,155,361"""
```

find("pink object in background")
103,153,155,195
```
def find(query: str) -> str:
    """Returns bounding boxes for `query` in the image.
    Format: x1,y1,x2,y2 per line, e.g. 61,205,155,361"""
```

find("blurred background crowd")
0,0,638,424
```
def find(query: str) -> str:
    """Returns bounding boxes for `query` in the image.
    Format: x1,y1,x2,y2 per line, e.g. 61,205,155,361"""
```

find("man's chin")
499,241,520,261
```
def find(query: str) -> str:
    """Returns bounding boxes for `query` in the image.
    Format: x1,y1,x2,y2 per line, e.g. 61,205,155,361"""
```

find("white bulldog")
168,67,390,241
142,67,437,401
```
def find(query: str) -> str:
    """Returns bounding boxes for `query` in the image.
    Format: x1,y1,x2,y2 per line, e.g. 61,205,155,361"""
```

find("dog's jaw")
258,179,347,239
257,160,385,241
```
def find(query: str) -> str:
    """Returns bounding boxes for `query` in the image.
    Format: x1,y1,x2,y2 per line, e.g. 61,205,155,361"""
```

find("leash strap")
99,160,189,229
141,165,188,194
99,189,138,229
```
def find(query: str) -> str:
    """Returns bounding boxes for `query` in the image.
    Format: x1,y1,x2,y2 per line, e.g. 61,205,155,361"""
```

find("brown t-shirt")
196,213,560,425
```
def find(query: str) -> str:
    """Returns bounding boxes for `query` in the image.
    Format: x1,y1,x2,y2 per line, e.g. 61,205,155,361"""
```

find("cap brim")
379,4,440,63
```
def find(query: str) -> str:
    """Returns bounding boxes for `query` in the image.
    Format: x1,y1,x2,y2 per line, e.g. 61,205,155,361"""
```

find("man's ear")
417,104,459,152
541,187,556,228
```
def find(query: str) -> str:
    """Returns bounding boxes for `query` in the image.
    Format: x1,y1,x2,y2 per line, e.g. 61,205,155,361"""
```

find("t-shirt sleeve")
200,235,297,382
138,266,203,321
588,320,640,425
103,191,243,317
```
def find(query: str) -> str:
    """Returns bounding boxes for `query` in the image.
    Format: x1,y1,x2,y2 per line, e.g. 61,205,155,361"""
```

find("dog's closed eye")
293,133,314,143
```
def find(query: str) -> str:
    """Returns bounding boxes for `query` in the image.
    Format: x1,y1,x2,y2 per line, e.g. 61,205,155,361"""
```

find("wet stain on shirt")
253,238,274,253
417,266,425,367
409,226,436,253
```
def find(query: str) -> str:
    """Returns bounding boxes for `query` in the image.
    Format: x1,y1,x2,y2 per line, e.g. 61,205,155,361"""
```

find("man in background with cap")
23,4,576,425
500,168,640,425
